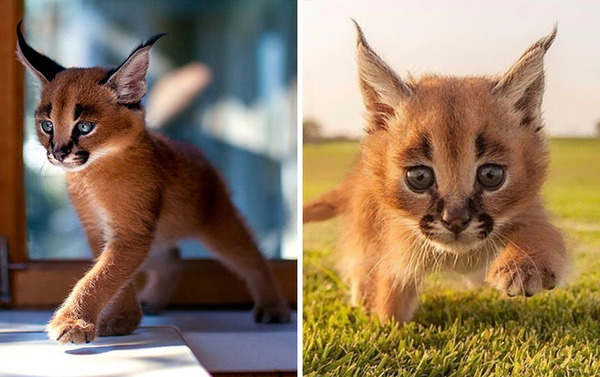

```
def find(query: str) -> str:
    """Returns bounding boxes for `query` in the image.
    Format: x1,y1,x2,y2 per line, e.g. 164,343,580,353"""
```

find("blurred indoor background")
22,0,297,260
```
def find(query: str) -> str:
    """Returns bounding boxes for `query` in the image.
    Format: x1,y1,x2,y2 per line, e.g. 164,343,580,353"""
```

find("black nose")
441,206,471,234
52,144,71,162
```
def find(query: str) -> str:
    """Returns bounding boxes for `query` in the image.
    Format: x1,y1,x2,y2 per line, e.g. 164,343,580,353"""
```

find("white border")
296,0,303,375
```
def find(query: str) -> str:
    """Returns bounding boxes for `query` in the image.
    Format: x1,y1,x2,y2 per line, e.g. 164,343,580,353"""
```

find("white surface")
0,327,209,377
185,331,297,373
0,310,298,373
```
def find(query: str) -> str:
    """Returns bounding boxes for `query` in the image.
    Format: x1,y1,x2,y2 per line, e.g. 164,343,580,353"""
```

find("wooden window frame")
0,1,296,309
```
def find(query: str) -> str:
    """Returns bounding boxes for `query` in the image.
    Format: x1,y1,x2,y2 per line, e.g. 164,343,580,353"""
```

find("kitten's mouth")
418,213,494,253
47,151,90,171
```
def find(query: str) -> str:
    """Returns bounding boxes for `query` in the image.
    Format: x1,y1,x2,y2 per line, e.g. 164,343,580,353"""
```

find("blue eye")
40,121,53,134
77,122,95,135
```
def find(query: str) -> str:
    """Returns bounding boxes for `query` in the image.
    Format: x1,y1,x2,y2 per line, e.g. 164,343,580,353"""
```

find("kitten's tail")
303,181,349,223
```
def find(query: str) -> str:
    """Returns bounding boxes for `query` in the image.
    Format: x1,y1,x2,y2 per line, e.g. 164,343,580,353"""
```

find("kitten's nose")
441,206,471,234
52,144,71,162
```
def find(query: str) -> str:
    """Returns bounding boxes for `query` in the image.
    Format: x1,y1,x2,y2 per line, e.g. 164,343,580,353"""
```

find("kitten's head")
16,21,165,172
354,21,556,254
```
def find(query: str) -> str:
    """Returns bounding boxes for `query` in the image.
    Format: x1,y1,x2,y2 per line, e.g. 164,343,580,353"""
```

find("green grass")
303,139,600,376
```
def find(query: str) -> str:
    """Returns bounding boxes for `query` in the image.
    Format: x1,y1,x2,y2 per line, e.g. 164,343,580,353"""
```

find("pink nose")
441,207,471,234
52,145,71,162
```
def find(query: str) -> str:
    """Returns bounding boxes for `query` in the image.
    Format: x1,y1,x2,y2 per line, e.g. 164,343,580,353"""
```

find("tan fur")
17,26,290,344
304,22,566,323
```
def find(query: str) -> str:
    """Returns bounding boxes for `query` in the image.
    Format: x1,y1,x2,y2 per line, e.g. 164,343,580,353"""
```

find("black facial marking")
419,214,434,233
477,213,494,239
74,104,83,120
420,136,432,160
476,134,486,158
436,198,445,214
74,104,100,120
402,136,433,162
71,128,81,144
476,134,508,159
469,189,483,212
75,150,89,163
36,103,52,118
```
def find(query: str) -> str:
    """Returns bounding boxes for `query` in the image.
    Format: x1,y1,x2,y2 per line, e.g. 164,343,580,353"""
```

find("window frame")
0,1,296,309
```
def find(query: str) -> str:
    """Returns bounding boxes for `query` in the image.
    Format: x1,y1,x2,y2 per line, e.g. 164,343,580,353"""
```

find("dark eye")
40,121,53,134
477,164,505,190
405,166,435,192
77,122,95,135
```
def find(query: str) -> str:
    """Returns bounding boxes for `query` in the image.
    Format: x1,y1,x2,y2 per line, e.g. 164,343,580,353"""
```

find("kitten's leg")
75,208,145,337
346,256,371,308
138,246,182,315
372,271,420,323
97,283,142,336
195,189,290,323
486,215,566,297
47,234,152,344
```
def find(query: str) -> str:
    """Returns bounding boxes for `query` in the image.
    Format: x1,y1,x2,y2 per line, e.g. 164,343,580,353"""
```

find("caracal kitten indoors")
17,22,290,344
304,22,567,323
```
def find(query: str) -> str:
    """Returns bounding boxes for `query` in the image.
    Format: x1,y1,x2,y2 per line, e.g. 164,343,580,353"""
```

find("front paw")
47,311,96,344
486,258,558,297
253,300,291,324
98,309,141,337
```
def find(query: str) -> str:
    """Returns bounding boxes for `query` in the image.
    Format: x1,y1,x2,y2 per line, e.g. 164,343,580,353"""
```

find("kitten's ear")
16,20,65,83
103,33,166,105
492,26,557,129
354,20,413,132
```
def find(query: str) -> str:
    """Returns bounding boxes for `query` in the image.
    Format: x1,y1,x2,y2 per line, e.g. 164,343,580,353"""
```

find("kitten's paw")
486,259,557,297
139,295,168,315
47,312,96,344
253,301,291,324
98,309,142,336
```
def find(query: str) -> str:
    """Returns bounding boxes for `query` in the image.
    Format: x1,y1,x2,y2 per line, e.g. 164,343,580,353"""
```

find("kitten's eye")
477,164,505,190
405,166,435,192
40,121,53,134
76,121,95,135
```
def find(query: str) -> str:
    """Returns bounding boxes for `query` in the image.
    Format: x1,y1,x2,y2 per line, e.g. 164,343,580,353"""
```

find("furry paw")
486,259,557,297
253,301,291,324
98,309,142,336
47,312,96,344
140,300,166,316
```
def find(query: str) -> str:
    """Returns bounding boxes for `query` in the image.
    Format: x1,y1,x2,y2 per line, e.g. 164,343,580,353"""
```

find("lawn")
303,138,600,376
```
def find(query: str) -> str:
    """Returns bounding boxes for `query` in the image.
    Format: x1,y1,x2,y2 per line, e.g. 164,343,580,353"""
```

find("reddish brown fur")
304,23,566,323
18,30,290,344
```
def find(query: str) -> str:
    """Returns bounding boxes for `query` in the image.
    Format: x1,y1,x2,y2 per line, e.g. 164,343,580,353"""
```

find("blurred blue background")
22,0,298,259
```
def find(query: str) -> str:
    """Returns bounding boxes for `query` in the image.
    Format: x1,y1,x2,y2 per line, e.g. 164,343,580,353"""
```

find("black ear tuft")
139,33,168,49
16,20,65,82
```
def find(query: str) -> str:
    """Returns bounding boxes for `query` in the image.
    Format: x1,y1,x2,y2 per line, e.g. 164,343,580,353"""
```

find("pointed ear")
492,26,557,129
102,33,166,105
16,20,65,83
353,20,413,132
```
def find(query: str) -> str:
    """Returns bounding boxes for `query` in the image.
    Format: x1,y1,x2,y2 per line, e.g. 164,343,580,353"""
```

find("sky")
303,0,600,138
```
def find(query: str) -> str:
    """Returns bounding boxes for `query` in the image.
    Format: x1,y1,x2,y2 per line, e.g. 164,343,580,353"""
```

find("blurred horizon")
303,0,600,139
